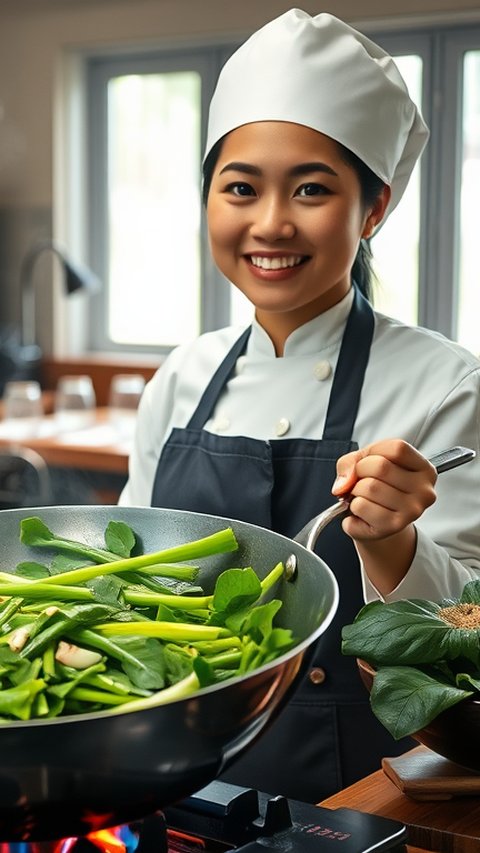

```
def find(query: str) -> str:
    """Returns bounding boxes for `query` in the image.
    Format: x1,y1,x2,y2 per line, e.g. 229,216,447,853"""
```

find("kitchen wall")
0,0,479,354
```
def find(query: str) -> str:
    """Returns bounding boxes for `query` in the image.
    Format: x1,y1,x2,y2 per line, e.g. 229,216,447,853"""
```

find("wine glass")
54,375,96,431
2,380,43,437
108,373,145,439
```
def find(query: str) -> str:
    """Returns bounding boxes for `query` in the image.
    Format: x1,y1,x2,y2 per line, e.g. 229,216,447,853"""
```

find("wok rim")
0,503,339,730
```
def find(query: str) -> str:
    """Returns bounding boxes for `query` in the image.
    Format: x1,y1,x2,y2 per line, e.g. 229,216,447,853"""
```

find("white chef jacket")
119,288,480,605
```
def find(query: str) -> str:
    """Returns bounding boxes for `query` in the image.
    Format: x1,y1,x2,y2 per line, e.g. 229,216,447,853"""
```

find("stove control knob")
260,795,292,834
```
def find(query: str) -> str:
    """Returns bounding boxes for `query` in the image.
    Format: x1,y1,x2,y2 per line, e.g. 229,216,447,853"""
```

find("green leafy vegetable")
25,527,238,588
212,567,262,614
15,562,51,580
0,679,46,720
0,515,297,723
104,521,136,558
369,665,472,739
342,579,480,739
20,518,119,563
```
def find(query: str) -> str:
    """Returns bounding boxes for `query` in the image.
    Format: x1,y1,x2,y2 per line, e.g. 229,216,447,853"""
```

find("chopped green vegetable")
0,582,95,601
26,528,238,587
104,521,136,558
0,515,297,722
20,518,120,564
94,620,230,642
0,679,46,720
106,671,202,715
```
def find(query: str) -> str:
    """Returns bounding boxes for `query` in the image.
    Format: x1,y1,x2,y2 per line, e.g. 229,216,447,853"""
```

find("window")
456,46,480,354
86,23,480,355
87,47,235,354
107,71,201,347
369,53,424,326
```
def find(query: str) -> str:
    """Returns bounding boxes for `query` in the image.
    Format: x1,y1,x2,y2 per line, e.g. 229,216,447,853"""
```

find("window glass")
107,71,201,347
456,50,480,354
370,55,423,325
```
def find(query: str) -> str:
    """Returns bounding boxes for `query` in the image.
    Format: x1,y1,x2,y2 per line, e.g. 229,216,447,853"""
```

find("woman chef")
119,10,480,801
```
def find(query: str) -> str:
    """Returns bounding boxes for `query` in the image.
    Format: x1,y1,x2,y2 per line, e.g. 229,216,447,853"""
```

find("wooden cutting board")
382,746,480,800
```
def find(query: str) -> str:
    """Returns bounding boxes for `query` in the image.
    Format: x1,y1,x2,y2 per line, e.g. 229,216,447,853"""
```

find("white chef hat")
204,8,429,220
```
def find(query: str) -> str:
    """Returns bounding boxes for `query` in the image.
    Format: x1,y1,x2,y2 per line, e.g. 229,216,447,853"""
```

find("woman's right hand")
332,438,438,593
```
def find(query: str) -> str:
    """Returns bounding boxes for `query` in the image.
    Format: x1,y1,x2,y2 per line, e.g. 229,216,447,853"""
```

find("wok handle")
292,445,475,554
427,445,475,473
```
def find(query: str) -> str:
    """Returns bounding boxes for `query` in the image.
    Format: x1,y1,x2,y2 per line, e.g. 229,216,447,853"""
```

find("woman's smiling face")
206,121,389,351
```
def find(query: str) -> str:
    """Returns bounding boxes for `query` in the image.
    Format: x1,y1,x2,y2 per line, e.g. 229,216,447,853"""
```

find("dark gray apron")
151,286,413,802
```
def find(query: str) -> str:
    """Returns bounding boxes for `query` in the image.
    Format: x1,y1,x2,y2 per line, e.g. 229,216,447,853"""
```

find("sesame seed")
439,603,480,629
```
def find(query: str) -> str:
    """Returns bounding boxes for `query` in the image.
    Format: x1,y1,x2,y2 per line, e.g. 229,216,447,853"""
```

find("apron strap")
322,285,375,441
187,326,252,430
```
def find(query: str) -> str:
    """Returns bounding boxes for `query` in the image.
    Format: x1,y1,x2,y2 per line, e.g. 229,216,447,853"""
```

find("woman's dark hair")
202,135,386,302
202,139,224,206
336,143,386,301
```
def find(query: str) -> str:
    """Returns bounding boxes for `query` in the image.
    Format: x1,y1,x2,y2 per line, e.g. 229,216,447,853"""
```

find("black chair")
0,446,52,509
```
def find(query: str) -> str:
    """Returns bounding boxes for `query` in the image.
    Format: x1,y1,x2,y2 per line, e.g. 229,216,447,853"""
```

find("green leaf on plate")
369,665,473,739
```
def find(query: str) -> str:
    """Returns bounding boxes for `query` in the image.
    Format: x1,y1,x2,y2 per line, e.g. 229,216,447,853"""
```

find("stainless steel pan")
0,505,338,841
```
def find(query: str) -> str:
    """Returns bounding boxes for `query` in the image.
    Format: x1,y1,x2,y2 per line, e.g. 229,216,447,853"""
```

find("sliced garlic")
8,626,30,652
55,641,102,670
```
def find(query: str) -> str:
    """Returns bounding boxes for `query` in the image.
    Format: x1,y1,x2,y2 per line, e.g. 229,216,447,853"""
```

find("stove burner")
0,782,408,853
0,824,140,853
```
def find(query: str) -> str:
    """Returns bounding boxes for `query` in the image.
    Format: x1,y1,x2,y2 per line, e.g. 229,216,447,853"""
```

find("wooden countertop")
319,747,480,853
0,408,130,475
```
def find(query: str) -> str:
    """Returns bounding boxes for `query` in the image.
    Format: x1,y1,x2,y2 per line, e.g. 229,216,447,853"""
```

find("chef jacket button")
313,360,332,381
309,667,326,685
213,415,230,432
235,355,247,375
275,417,290,437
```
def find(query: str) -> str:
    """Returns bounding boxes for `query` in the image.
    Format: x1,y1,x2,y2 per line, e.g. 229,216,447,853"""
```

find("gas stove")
0,781,408,853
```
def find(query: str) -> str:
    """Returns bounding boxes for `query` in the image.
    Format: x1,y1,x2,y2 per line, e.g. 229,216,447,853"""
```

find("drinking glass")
108,373,145,439
54,375,96,431
2,380,43,436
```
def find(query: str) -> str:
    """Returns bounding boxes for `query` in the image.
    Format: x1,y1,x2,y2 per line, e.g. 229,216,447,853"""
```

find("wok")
0,505,338,841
